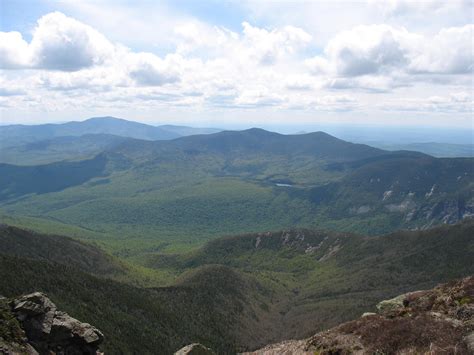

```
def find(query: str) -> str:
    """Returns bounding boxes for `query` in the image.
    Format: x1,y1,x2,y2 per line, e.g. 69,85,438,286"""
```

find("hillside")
0,221,473,353
163,219,474,341
0,255,274,354
0,224,125,277
0,134,132,165
0,153,110,201
310,154,474,230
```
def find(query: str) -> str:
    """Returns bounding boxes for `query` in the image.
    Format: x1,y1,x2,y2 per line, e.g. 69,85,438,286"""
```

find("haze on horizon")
0,0,472,130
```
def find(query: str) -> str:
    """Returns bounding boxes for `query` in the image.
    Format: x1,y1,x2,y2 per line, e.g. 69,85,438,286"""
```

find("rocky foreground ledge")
0,292,103,355
3,277,473,354
242,275,474,355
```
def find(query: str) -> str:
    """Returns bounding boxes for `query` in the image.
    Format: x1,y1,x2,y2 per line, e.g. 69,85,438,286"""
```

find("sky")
0,0,473,129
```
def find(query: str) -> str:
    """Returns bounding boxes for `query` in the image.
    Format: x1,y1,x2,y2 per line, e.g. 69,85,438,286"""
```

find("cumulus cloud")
0,32,31,69
0,8,472,122
306,23,473,92
306,24,416,77
0,12,115,71
408,25,474,74
327,25,412,76
241,22,312,65
30,12,115,71
174,20,312,67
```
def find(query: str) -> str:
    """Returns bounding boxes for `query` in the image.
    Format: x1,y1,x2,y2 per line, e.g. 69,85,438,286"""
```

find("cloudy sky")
0,0,472,128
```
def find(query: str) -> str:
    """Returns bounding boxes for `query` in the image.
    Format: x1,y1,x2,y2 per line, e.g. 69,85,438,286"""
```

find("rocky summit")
0,292,103,355
244,275,474,355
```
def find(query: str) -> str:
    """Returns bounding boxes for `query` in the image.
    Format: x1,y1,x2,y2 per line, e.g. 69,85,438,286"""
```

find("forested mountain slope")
1,221,473,353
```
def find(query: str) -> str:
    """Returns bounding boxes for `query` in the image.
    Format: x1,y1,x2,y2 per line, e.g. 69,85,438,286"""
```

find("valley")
1,118,472,261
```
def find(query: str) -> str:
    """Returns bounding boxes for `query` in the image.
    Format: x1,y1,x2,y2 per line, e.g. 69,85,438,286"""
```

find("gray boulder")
9,292,103,354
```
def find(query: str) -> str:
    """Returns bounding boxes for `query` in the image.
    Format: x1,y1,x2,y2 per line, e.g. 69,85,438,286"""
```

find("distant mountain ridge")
0,116,221,148
368,141,474,158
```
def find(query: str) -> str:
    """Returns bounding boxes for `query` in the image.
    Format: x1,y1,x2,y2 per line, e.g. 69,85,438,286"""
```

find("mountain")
159,128,385,160
0,116,221,149
0,221,473,353
245,275,474,354
0,128,472,258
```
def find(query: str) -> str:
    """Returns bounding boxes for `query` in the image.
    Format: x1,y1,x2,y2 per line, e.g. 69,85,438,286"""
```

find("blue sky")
0,0,472,128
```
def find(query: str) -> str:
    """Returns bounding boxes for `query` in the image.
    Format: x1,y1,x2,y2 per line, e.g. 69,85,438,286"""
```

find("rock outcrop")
175,343,216,355
244,275,474,354
0,292,103,355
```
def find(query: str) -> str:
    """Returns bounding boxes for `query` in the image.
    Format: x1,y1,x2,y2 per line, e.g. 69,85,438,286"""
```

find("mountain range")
0,116,473,353
0,118,472,260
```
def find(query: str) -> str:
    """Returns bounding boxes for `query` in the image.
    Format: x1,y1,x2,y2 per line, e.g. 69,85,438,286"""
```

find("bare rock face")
245,276,474,355
1,292,103,355
175,343,215,355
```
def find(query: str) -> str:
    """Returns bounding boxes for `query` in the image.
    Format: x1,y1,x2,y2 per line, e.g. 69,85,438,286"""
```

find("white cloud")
31,12,116,71
173,20,312,67
375,0,471,18
234,88,285,108
127,53,181,86
0,12,116,71
0,32,31,69
323,25,412,76
306,24,473,93
408,25,474,74
241,22,312,65
379,91,473,113
0,7,472,126
310,94,358,112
